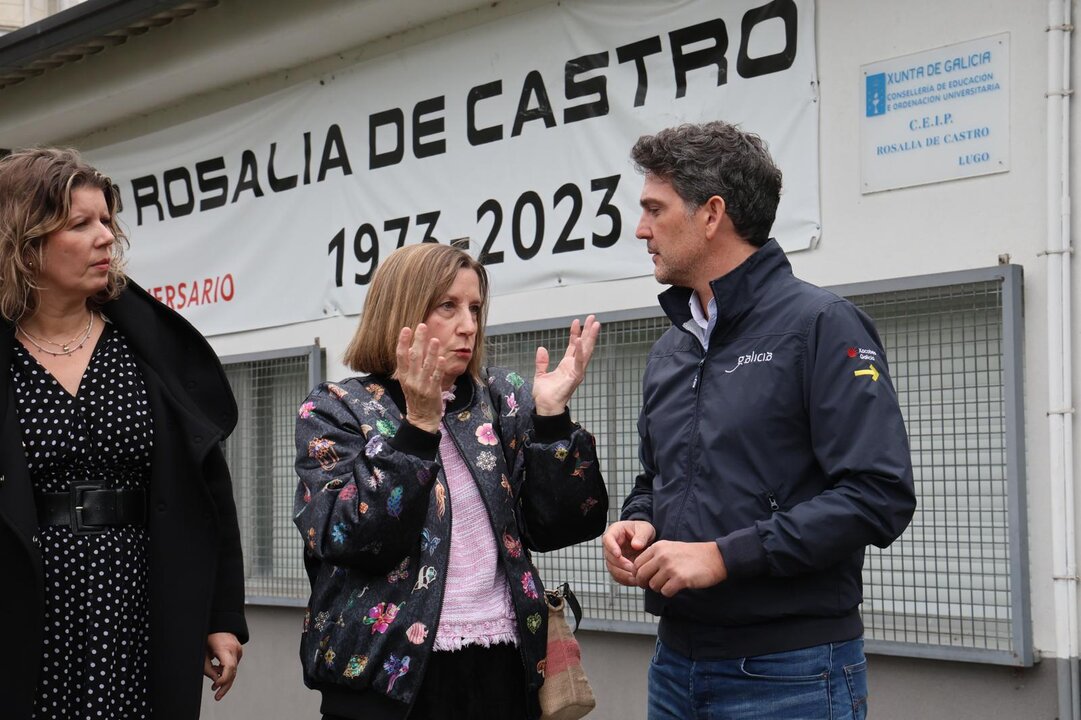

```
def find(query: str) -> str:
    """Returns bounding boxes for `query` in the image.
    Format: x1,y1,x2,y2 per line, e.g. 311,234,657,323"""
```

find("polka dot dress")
12,322,154,719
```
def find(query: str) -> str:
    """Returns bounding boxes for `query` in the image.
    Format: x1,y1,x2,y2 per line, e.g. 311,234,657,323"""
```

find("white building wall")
0,0,49,33
0,0,1075,717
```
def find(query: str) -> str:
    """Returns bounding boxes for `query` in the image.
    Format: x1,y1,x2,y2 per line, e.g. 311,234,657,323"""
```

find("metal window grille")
487,311,670,632
840,266,1030,666
487,265,1029,665
222,345,323,605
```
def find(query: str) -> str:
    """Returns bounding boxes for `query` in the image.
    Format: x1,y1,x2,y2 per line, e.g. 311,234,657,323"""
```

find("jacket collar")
657,238,792,340
103,281,237,437
368,372,476,416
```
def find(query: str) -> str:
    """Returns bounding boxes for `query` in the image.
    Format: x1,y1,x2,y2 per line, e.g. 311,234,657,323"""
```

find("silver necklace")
17,312,96,357
19,311,93,350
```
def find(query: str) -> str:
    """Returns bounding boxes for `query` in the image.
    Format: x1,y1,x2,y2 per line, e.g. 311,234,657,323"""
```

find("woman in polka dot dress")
0,148,249,720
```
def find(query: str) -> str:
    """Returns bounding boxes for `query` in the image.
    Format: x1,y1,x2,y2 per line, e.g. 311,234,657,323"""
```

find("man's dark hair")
630,121,782,247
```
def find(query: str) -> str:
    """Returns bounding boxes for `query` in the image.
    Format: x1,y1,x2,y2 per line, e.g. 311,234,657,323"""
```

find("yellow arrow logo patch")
854,364,880,382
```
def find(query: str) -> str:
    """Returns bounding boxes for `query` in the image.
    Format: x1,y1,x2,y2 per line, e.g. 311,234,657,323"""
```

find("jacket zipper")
691,356,706,389
671,335,708,543
766,492,780,512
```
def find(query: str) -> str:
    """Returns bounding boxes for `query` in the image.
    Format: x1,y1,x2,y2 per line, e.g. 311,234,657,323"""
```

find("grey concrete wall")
202,606,1058,720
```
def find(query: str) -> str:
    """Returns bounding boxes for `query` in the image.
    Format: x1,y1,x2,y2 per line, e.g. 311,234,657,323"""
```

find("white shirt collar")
688,292,715,331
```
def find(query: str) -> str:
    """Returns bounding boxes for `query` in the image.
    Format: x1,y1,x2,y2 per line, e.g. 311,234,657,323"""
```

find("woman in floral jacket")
294,243,607,720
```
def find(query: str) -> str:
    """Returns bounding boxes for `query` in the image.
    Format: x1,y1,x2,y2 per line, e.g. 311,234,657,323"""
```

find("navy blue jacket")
622,240,915,658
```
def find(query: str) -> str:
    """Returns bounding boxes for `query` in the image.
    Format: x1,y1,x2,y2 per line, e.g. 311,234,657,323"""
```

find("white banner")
91,0,819,336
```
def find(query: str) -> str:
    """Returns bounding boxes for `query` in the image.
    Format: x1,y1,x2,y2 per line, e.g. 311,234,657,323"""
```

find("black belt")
36,484,147,535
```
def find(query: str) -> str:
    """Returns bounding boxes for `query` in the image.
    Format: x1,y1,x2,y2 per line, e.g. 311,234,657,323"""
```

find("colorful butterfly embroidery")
386,557,411,584
570,449,593,478
505,392,519,417
298,401,315,418
420,529,441,555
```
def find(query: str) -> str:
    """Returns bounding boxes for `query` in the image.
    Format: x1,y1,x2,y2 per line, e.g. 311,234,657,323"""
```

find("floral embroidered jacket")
293,367,607,719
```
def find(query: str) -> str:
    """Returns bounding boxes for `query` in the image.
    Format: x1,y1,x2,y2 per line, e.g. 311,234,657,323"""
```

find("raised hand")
395,324,445,433
532,314,601,415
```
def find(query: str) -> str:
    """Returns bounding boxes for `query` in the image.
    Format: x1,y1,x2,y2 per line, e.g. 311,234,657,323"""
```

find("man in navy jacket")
603,121,916,720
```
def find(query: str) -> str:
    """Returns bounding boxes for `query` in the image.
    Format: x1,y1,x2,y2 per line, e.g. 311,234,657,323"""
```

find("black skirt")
323,643,529,720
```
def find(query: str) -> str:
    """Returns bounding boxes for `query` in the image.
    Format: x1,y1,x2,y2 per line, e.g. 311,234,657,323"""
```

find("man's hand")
204,632,243,701
633,540,728,597
603,520,656,586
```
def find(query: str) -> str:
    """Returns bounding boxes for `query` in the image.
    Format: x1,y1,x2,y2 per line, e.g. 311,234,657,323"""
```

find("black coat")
0,282,249,720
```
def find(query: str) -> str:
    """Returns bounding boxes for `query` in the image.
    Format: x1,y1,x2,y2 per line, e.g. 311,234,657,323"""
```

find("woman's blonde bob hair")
0,147,128,322
344,243,489,379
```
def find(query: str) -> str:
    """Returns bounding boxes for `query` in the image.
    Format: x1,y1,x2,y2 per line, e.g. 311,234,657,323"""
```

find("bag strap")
550,582,584,632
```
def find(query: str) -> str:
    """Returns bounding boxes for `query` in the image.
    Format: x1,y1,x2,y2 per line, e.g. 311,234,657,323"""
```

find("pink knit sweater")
432,417,520,651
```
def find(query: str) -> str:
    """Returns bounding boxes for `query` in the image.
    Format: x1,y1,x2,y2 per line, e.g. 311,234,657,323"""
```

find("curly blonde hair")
0,147,128,321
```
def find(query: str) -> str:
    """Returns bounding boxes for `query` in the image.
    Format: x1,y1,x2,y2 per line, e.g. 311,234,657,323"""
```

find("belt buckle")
70,483,107,535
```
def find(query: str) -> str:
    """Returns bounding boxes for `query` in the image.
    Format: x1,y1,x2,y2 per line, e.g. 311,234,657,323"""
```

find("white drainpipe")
1047,2,1078,719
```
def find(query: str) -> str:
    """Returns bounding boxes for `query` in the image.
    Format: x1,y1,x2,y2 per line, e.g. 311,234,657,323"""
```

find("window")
222,345,322,605
842,266,1030,665
487,311,668,631
222,265,1029,664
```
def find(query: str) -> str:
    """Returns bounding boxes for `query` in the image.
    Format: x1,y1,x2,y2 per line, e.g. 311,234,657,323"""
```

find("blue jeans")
648,637,868,720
